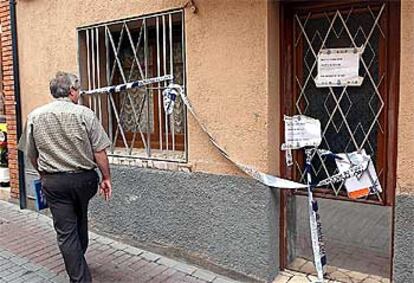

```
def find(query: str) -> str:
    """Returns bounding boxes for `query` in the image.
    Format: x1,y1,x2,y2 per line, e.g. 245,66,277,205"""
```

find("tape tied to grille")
81,81,378,283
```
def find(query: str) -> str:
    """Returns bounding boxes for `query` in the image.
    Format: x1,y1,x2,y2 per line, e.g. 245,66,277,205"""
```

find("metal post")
162,15,169,151
105,25,114,153
144,19,151,157
91,28,97,113
182,11,188,161
86,29,92,107
10,0,26,209
96,27,102,122
169,13,175,151
156,16,163,150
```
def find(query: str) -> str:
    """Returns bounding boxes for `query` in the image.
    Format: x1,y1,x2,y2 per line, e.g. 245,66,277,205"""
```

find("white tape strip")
308,189,325,282
305,149,326,282
80,75,173,96
236,163,308,189
87,81,367,192
163,84,367,191
165,84,307,189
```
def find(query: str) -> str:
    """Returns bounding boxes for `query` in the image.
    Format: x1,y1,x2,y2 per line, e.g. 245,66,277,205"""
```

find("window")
77,10,187,162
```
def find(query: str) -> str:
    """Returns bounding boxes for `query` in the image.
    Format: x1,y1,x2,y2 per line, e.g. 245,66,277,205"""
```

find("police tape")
81,80,368,190
164,84,372,283
305,149,326,282
80,75,173,96
163,84,366,190
81,81,371,283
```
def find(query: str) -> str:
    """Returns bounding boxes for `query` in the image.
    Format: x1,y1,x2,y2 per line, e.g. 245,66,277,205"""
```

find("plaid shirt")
18,97,111,173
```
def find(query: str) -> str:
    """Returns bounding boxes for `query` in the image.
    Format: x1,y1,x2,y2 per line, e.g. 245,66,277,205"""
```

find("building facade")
0,0,412,282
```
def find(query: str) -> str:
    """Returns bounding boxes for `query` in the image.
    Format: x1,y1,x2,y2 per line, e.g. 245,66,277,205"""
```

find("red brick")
1,31,11,37
4,96,15,102
4,102,15,107
3,75,14,79
2,52,13,58
2,64,12,71
4,90,15,95
1,25,10,32
3,70,13,76
2,54,13,60
0,21,10,28
5,108,15,115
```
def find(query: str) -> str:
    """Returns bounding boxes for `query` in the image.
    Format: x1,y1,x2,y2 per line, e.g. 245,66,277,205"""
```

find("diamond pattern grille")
293,4,387,201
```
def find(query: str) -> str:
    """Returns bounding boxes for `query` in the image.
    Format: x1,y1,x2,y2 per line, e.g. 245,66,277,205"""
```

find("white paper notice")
315,47,363,88
335,150,382,199
281,115,322,150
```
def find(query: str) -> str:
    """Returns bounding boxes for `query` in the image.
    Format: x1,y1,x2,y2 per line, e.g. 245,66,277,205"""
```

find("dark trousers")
42,170,99,283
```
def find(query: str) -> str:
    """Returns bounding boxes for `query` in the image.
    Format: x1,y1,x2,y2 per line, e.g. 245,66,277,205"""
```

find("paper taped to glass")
335,150,382,199
281,115,322,166
281,115,322,150
315,47,364,88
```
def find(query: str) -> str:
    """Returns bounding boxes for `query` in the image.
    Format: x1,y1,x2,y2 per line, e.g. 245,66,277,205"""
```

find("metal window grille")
292,4,388,203
77,10,187,162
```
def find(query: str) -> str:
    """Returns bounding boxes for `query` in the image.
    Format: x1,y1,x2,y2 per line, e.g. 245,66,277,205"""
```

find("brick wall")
0,0,19,199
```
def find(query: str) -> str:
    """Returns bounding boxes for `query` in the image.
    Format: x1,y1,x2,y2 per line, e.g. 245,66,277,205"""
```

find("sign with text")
281,115,322,150
315,47,363,88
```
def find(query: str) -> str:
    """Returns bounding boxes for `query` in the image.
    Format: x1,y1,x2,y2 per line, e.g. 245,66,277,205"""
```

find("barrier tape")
306,149,326,282
80,80,366,190
82,80,373,283
80,75,173,96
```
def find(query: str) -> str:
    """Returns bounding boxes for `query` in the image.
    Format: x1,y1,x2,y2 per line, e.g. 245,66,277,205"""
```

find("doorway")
279,1,400,281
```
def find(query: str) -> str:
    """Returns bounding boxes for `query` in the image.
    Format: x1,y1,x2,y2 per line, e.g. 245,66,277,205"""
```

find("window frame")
76,9,188,163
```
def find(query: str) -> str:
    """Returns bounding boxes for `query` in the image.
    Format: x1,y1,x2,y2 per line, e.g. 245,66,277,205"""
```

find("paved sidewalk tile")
0,200,241,283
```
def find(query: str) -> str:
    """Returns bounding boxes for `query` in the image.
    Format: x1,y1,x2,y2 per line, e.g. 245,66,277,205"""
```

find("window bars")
293,4,386,202
77,10,187,162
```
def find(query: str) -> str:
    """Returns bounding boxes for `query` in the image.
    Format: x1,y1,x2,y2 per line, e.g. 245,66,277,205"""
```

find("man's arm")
19,121,40,174
94,149,112,201
30,157,39,173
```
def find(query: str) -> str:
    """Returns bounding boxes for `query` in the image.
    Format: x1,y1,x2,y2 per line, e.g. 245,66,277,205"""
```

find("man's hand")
99,178,112,201
94,149,112,202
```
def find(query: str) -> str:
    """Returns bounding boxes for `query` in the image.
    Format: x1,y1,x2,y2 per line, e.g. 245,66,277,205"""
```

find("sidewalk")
0,200,346,283
0,200,240,283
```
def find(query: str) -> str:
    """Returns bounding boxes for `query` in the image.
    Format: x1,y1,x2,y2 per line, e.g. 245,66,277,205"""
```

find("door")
280,1,400,281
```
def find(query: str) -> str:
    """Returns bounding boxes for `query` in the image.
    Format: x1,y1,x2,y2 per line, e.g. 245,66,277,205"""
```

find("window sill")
108,156,192,173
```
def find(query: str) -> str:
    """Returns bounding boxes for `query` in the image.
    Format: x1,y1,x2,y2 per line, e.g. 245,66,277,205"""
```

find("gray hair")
49,71,81,98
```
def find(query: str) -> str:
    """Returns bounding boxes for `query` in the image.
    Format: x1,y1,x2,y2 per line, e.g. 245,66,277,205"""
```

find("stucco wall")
393,194,414,283
16,2,281,280
16,0,277,176
397,0,414,194
266,0,280,175
89,165,279,282
394,1,414,282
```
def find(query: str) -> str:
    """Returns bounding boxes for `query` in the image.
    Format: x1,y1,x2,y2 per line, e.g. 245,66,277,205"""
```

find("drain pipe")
9,0,26,209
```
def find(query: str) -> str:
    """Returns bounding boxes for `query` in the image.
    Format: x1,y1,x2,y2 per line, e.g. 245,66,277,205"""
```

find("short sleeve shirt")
18,97,111,173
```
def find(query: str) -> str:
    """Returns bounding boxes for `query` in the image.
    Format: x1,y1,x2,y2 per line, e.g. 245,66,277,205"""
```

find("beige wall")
17,0,413,188
266,0,280,175
397,0,414,194
16,0,280,176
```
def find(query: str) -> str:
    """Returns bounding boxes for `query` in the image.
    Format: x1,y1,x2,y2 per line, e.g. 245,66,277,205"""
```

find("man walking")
19,71,112,282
